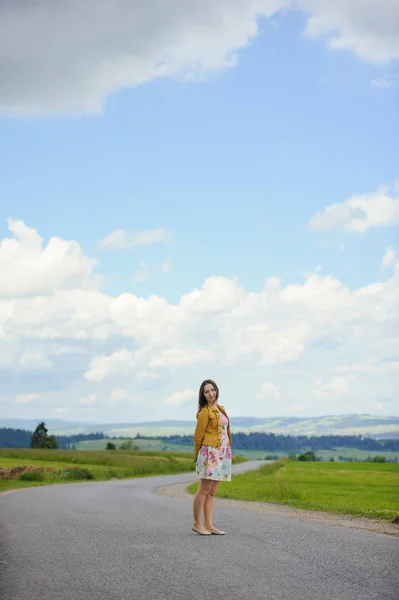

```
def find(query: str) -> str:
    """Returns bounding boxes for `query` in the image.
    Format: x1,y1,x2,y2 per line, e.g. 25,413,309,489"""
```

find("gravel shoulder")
156,480,399,538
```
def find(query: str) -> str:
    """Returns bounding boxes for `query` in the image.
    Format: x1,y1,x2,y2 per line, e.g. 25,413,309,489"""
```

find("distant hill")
1,414,398,438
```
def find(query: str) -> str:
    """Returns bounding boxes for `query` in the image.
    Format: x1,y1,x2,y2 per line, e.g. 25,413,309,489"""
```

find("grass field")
74,439,399,462
314,447,399,461
187,459,399,520
236,447,399,461
0,448,247,492
0,448,196,492
75,438,194,453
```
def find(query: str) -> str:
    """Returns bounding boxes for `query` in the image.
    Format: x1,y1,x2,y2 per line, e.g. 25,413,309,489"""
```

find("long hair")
197,379,219,416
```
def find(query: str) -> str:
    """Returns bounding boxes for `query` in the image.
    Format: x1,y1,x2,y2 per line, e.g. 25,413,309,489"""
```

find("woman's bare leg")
204,481,224,533
193,479,213,531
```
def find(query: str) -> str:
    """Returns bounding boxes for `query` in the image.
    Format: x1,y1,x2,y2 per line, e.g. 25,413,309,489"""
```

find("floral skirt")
196,440,232,481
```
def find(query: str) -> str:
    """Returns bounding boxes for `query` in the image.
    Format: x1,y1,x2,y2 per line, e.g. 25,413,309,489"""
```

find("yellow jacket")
193,404,232,460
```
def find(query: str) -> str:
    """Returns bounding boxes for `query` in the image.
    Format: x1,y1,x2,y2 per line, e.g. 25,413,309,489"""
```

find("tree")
298,450,317,462
106,441,116,450
372,455,386,463
31,422,58,449
119,440,139,451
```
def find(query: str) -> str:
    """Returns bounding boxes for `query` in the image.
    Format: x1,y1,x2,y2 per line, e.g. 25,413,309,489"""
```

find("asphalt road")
0,461,398,600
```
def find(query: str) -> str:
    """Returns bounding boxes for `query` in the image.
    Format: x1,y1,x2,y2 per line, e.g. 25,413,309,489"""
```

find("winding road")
0,461,397,600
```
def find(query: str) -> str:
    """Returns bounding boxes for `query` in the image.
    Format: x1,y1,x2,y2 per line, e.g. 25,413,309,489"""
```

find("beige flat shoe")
192,526,211,536
206,528,226,535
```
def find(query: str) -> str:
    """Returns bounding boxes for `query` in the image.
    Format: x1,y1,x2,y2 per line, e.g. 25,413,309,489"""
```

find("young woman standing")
192,379,232,535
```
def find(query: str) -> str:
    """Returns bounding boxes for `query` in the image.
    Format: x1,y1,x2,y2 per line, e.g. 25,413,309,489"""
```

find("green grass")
75,438,194,453
74,440,399,462
0,448,195,492
306,447,399,461
187,459,399,521
0,448,247,493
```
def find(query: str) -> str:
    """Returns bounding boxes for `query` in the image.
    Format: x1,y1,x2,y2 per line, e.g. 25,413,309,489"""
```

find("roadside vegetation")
0,448,247,493
187,458,399,521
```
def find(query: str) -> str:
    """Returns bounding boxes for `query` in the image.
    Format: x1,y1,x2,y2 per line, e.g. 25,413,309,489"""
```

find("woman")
192,379,232,536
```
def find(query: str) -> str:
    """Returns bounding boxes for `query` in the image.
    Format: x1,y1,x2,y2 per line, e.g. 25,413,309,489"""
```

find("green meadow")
0,448,194,492
232,447,399,462
188,459,399,521
75,437,193,453
74,439,399,462
0,448,247,492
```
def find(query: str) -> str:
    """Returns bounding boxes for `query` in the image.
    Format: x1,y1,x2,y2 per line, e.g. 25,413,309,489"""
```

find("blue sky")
0,2,398,423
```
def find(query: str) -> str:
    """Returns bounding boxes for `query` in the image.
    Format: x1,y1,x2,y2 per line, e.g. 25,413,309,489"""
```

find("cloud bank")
0,197,398,420
1,0,398,116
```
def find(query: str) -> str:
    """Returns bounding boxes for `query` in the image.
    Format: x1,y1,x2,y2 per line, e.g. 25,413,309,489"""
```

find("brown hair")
197,379,219,415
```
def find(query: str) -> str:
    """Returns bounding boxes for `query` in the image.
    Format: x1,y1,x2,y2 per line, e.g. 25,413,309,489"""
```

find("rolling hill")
1,414,398,438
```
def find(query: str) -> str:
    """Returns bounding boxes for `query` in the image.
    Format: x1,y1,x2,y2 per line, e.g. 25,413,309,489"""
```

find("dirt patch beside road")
156,480,399,538
0,466,51,480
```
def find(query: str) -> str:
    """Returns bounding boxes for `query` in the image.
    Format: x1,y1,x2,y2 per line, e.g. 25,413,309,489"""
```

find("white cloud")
256,382,281,402
336,360,399,375
128,396,144,405
53,407,68,414
137,370,159,380
109,388,143,405
15,393,39,405
97,228,169,249
110,388,127,403
299,0,399,64
55,345,87,355
309,184,399,233
84,349,136,382
313,375,358,398
0,219,99,298
290,402,307,413
0,290,114,343
161,257,172,274
381,246,397,270
221,322,310,366
79,394,98,405
0,222,398,418
132,263,150,283
164,388,197,406
150,348,214,368
1,1,398,117
371,75,394,89
0,1,282,116
79,389,144,406
18,349,53,371
180,276,245,314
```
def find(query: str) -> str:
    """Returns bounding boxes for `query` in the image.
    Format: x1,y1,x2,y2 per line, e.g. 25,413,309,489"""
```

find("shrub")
372,455,387,463
119,440,139,451
59,468,94,481
107,469,120,478
106,442,116,450
19,470,46,481
232,455,248,464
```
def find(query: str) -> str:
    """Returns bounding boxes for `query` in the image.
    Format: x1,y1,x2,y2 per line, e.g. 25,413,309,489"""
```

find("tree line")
137,432,399,451
0,426,107,449
1,426,398,452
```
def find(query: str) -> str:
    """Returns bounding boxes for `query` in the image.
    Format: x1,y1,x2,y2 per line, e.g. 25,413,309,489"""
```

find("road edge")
156,480,399,538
